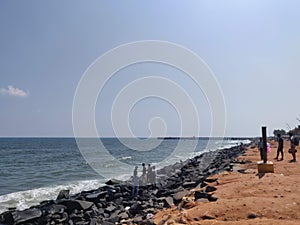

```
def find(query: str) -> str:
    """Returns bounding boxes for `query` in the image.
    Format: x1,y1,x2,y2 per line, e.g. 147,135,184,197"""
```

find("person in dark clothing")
274,134,284,160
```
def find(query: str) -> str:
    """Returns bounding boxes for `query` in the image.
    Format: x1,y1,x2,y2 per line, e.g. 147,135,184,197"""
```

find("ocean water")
0,137,250,213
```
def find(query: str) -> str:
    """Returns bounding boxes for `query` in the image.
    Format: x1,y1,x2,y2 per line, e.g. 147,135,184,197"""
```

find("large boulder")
58,200,94,213
12,208,42,225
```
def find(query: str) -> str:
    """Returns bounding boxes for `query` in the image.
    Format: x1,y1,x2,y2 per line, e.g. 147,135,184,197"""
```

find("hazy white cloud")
0,85,29,97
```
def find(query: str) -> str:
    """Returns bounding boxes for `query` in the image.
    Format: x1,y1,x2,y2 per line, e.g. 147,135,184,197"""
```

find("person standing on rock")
274,133,284,161
132,166,139,198
150,166,157,187
140,163,147,186
147,164,152,185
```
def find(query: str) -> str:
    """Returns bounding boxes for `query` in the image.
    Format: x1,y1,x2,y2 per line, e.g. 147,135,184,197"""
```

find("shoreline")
154,139,300,224
0,141,251,225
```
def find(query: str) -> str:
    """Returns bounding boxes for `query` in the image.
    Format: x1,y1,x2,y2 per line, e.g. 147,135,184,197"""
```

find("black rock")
105,179,122,185
56,189,70,200
208,195,218,202
86,191,107,203
201,214,215,220
107,215,120,223
45,204,67,214
102,221,115,225
205,178,218,183
194,191,209,200
182,181,197,189
119,212,129,220
0,211,14,225
205,186,217,193
133,216,143,223
89,218,98,225
105,205,116,213
129,202,142,216
247,213,257,219
163,197,174,208
12,208,42,225
58,200,94,213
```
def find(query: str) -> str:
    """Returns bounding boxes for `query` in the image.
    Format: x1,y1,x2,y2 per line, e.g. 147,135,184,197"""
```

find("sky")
1,0,300,137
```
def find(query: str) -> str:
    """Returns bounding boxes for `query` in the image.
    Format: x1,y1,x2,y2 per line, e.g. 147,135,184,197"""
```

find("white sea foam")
0,179,105,214
119,156,132,161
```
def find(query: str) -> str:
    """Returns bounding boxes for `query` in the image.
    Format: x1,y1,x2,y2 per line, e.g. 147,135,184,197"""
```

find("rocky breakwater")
0,143,250,225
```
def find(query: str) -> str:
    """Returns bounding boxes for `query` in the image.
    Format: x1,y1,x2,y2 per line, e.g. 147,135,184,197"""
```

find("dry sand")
154,140,300,224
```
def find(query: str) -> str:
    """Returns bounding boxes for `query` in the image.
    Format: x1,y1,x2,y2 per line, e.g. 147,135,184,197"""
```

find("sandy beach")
154,140,300,224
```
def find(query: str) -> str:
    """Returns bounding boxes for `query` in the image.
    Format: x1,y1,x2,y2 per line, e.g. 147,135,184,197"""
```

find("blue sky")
1,0,300,137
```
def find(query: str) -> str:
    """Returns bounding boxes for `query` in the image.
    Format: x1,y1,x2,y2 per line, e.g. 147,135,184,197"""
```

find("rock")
105,205,116,213
247,213,257,219
108,215,120,223
205,186,217,193
173,190,190,202
194,191,209,200
164,197,174,207
196,198,209,203
70,213,84,222
129,202,142,215
119,212,129,220
200,182,208,188
12,208,42,225
201,214,215,220
0,211,14,225
56,189,70,200
105,179,122,185
182,181,197,189
83,211,93,220
45,204,67,214
133,216,143,223
86,191,107,203
102,221,115,225
51,214,61,220
205,178,218,183
208,195,218,202
58,200,94,213
89,218,98,225
114,197,123,206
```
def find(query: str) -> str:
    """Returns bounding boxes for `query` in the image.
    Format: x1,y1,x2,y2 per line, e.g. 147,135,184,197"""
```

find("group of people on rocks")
258,132,298,163
132,163,157,197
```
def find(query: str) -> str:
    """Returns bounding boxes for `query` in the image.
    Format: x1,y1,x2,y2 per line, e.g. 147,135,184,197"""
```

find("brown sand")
154,140,300,224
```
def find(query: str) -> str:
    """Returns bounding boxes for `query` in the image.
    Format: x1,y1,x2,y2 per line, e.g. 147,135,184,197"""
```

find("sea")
0,137,250,213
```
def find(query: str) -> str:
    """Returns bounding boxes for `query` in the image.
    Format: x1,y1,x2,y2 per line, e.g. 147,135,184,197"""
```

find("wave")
0,179,105,214
118,156,132,161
